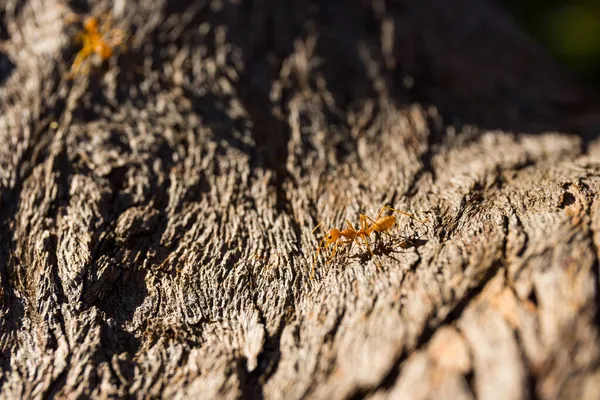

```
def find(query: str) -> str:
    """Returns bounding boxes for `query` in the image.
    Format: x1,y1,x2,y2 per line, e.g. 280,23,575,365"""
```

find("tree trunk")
1,0,600,398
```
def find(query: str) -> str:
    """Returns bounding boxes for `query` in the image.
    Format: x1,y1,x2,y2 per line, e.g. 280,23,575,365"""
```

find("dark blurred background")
505,0,600,89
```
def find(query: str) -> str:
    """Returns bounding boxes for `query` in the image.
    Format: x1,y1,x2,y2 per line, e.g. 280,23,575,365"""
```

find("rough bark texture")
1,0,600,398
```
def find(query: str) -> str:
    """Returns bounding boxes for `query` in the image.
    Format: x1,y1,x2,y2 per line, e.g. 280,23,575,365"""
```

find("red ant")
311,206,428,279
64,13,126,78
311,219,369,279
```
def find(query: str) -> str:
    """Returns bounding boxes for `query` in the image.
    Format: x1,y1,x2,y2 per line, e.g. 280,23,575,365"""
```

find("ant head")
325,229,341,245
83,16,98,32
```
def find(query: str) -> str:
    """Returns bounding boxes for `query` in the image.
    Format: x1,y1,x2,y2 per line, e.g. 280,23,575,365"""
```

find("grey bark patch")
1,0,600,398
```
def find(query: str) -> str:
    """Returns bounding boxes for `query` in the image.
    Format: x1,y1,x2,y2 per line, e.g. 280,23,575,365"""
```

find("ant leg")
360,236,381,269
358,214,375,237
311,237,327,280
343,220,361,257
361,236,375,257
327,239,352,265
359,214,368,232
346,219,361,239
376,206,388,220
64,12,82,25
312,221,325,234
326,241,340,265
363,214,377,226
385,206,429,223
67,50,88,79
346,219,357,231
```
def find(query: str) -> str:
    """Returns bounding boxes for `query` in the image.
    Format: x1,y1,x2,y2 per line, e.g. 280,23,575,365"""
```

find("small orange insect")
311,206,428,278
66,13,125,78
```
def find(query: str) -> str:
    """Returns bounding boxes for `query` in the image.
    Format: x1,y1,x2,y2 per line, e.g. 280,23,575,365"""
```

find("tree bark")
1,0,600,398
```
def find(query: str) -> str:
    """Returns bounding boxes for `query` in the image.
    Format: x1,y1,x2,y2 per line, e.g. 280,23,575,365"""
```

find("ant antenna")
385,206,429,223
